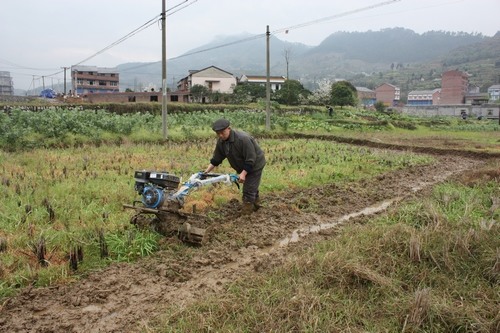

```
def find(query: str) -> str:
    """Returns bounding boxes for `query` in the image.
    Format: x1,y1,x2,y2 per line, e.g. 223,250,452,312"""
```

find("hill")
117,28,500,95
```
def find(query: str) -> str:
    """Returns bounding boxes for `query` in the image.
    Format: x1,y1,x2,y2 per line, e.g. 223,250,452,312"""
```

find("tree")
190,84,209,103
374,101,386,112
272,80,311,105
307,79,332,105
330,81,357,108
230,83,266,104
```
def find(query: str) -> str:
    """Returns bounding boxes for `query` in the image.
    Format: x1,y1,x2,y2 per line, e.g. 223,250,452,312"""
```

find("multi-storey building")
176,66,237,103
0,71,14,95
375,83,400,106
440,70,468,104
71,65,119,95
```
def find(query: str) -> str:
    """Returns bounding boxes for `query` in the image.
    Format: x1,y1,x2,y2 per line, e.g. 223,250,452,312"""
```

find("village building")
0,71,14,96
239,75,286,92
375,83,400,106
440,70,468,104
355,87,376,106
71,65,119,95
176,66,237,103
407,89,441,106
488,84,500,102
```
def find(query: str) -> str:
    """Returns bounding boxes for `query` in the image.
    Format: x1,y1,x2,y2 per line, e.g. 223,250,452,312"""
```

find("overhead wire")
73,0,196,68
72,15,161,67
117,1,402,76
13,0,401,88
169,0,401,61
272,0,401,34
0,58,59,71
43,0,402,77
23,0,195,81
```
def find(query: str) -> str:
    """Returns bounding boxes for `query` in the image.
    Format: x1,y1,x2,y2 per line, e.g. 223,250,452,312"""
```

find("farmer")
327,105,333,117
204,118,266,215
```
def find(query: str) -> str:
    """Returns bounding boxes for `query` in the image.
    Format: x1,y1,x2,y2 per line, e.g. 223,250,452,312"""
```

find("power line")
98,1,402,77
14,0,400,87
72,15,161,67
0,58,59,71
20,1,196,82
73,0,196,68
272,0,401,34
168,0,401,61
169,34,266,60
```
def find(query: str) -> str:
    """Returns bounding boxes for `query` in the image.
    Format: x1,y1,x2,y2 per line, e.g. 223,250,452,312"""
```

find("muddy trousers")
242,168,263,204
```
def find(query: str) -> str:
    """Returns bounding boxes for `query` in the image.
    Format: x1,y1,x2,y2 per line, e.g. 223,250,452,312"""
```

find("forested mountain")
313,28,485,63
117,28,500,95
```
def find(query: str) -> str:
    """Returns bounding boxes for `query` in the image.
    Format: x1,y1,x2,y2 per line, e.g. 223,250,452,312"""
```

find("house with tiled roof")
177,66,237,94
355,87,376,106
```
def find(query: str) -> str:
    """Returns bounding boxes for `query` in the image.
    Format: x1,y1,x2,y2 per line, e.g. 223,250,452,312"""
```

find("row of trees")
190,79,359,108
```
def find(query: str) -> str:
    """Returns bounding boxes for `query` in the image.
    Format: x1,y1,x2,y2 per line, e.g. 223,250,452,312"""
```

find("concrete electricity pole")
61,67,69,95
161,0,168,139
265,25,271,131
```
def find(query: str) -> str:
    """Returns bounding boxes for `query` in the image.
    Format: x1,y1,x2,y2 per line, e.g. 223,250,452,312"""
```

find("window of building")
128,96,136,102
110,82,117,86
99,81,106,86
89,81,94,86
150,95,158,102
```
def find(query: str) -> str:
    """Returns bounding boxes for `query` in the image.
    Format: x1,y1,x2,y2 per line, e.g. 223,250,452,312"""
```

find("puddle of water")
278,197,402,247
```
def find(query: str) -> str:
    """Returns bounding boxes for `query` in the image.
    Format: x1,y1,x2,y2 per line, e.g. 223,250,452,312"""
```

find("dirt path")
0,147,492,332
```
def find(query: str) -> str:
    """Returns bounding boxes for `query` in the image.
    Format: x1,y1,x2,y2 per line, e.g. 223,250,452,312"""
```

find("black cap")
212,119,230,131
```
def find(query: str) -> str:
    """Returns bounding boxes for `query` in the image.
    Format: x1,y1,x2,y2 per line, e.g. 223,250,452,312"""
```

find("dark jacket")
210,129,266,173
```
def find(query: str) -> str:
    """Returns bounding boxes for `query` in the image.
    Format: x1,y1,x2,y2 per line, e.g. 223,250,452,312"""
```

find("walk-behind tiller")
123,170,239,245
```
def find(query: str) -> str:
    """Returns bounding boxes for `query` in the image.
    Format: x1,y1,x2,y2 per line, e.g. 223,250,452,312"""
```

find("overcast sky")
1,0,498,91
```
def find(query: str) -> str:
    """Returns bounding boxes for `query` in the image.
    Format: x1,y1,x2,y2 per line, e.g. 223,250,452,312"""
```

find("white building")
488,84,500,102
0,71,14,95
177,66,237,95
239,75,286,92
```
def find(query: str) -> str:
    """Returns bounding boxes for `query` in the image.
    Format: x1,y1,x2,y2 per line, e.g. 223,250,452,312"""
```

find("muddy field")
0,140,498,332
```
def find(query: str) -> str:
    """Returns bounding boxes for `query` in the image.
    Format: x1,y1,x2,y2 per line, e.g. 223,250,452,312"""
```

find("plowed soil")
1,139,499,333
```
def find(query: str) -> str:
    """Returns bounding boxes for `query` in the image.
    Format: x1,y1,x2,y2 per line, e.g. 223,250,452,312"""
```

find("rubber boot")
241,201,254,216
253,198,262,212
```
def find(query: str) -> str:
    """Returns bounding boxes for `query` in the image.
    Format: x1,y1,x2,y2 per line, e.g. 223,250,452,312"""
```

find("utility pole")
161,0,168,139
265,25,271,131
31,75,35,95
61,67,69,95
73,70,78,96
